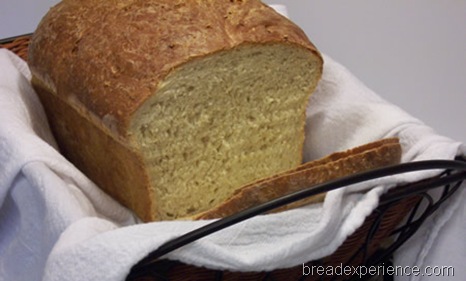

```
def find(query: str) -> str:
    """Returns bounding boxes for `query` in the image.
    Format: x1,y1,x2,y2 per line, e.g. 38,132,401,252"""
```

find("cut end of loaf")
130,43,322,220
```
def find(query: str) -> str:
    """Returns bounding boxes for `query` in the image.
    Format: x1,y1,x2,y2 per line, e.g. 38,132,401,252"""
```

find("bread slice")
28,0,323,221
195,138,402,220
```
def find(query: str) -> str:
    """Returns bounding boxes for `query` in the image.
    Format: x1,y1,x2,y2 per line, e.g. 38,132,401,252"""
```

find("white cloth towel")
0,44,464,281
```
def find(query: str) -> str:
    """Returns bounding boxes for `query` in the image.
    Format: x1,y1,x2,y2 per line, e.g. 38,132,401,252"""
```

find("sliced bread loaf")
28,0,323,221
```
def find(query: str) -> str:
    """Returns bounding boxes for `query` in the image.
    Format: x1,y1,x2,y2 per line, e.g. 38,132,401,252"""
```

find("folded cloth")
0,42,464,281
0,49,138,281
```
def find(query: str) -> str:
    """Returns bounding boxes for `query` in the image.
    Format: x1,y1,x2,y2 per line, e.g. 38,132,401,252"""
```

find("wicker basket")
2,35,465,281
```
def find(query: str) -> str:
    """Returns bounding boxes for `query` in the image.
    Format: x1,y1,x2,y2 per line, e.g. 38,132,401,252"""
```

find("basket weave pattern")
0,35,30,61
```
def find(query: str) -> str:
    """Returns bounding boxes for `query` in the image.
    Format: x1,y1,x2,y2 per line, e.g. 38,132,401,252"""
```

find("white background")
1,0,464,142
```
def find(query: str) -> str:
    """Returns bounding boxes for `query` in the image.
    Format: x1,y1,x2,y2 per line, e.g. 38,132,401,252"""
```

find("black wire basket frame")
127,158,466,281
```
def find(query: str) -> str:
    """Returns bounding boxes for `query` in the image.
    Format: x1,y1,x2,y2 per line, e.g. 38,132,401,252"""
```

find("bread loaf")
28,0,323,221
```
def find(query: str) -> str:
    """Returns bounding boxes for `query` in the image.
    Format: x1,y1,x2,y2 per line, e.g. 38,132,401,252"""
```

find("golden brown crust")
195,138,402,219
32,77,156,221
28,0,322,137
